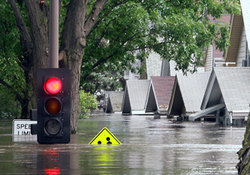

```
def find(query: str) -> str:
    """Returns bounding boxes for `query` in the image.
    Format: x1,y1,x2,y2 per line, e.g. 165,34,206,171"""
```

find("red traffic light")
44,77,62,94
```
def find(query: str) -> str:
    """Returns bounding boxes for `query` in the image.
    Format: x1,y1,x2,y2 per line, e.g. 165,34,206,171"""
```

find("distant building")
225,0,250,67
188,0,250,126
145,76,175,115
168,72,210,118
103,91,124,113
122,80,150,115
123,52,169,80
204,14,231,70
123,59,141,80
189,67,250,126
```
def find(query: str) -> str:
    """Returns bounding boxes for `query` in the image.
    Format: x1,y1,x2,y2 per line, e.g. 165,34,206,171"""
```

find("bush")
79,90,98,119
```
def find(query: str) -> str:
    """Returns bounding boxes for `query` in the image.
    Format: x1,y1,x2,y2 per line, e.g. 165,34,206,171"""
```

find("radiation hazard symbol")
88,127,121,145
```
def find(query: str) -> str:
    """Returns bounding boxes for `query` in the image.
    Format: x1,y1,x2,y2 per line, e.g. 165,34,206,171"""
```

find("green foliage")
81,0,241,90
79,90,98,119
0,0,27,118
82,71,123,94
0,85,21,119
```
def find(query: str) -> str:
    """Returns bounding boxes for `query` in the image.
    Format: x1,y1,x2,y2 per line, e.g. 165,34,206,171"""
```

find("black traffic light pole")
49,0,59,68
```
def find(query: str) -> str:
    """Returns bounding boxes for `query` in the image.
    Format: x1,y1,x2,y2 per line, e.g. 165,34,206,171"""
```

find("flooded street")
0,112,245,175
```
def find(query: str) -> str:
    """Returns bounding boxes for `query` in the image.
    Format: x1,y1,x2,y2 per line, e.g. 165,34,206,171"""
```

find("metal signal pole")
49,0,59,68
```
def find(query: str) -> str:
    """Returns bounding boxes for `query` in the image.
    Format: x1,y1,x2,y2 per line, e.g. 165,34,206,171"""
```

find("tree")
0,85,21,119
80,0,241,94
82,71,124,94
0,1,31,119
5,0,240,133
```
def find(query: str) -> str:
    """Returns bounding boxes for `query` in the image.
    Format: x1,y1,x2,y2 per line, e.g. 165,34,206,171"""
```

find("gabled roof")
122,80,150,114
225,0,250,62
201,67,250,115
241,0,250,52
225,14,243,62
105,91,124,113
145,76,175,113
169,72,210,115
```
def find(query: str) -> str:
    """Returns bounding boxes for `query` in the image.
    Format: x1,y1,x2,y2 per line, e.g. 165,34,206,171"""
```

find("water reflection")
37,149,70,175
0,113,246,174
80,145,121,174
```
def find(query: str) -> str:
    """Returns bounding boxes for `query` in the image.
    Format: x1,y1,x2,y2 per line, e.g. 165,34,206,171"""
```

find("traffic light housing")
37,68,71,144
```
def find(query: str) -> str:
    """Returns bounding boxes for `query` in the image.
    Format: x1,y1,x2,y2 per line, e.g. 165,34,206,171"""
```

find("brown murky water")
0,112,245,174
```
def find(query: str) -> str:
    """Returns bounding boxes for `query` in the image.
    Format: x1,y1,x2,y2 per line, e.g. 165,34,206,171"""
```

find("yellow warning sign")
89,127,121,145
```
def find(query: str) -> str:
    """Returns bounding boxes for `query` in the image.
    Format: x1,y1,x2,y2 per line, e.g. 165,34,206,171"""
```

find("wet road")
0,112,246,174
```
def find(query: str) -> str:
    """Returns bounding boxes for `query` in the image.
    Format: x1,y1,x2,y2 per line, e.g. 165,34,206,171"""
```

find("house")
124,52,171,80
104,91,124,113
168,72,210,119
189,67,250,126
205,14,231,70
225,0,250,67
122,80,150,115
189,1,250,125
145,76,175,117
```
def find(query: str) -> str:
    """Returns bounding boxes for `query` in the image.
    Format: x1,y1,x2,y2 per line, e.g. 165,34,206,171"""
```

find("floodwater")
0,112,246,175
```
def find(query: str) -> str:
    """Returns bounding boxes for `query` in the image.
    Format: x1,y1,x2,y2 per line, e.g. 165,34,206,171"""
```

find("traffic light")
37,68,71,144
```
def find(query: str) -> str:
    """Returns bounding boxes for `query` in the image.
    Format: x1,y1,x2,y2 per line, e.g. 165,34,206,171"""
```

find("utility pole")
49,0,59,68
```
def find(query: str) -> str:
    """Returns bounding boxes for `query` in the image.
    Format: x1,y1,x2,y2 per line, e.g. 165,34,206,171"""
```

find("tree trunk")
59,0,108,133
9,0,49,117
60,0,87,133
21,99,29,119
237,117,250,174
25,1,49,111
